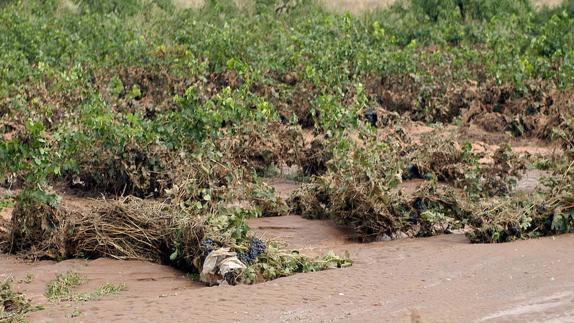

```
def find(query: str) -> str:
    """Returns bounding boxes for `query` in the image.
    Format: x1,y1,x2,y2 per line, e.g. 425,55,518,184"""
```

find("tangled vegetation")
466,160,574,243
1,0,574,298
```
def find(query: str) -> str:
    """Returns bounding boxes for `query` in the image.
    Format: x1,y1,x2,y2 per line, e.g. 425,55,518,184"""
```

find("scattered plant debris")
46,271,126,302
1,278,37,321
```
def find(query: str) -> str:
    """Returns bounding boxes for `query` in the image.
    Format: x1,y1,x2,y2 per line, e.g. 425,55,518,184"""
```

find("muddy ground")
2,217,573,322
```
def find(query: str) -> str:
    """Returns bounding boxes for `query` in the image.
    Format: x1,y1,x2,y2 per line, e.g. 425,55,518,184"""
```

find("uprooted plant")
402,133,527,197
289,125,560,243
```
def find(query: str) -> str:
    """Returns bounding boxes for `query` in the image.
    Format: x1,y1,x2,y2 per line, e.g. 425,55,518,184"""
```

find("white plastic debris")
200,248,246,286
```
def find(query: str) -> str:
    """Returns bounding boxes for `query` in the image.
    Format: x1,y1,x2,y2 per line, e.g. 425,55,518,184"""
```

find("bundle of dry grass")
291,172,471,241
327,178,402,241
0,218,10,253
69,143,177,198
403,134,526,196
401,184,472,237
331,181,472,241
288,181,331,219
553,103,573,158
465,197,536,243
69,197,203,267
478,144,527,196
8,196,206,270
301,135,333,176
8,196,71,259
5,193,353,284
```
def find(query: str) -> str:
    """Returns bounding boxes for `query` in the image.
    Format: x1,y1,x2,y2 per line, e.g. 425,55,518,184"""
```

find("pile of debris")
5,192,350,285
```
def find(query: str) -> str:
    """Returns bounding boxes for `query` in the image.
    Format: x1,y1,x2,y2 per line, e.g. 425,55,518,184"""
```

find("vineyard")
1,0,573,321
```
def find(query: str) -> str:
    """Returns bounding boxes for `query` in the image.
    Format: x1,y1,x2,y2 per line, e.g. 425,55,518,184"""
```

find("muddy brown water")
2,214,574,322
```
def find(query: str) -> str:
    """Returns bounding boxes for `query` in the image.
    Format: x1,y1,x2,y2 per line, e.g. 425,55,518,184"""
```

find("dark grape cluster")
200,238,220,256
237,237,266,265
536,203,548,214
363,109,378,127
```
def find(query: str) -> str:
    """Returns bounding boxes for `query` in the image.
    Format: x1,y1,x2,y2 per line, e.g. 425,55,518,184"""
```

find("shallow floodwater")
2,214,574,322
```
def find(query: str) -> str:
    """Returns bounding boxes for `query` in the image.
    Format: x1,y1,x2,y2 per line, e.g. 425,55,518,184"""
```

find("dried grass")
70,197,200,263
8,197,205,270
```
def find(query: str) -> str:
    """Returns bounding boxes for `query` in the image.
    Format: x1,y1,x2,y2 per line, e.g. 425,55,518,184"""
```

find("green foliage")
0,192,15,211
46,271,126,302
205,208,252,244
74,0,142,16
0,0,571,167
0,120,60,188
72,283,127,302
46,271,84,301
467,161,574,243
16,188,61,210
243,247,352,283
248,181,289,217
173,84,276,142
